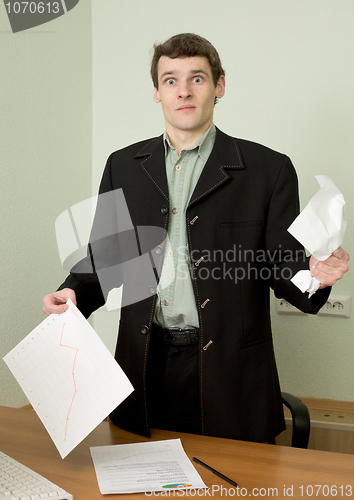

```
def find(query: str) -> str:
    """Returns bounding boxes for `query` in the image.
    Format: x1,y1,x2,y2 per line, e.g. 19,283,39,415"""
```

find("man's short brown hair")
151,33,225,89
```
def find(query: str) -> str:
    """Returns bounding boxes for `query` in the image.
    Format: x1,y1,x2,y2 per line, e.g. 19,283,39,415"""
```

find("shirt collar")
163,123,216,160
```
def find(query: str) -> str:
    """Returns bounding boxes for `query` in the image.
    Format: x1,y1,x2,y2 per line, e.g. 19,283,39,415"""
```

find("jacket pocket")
220,220,263,229
240,333,272,351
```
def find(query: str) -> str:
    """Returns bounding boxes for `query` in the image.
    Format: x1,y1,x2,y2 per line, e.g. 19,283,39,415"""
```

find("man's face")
153,56,225,139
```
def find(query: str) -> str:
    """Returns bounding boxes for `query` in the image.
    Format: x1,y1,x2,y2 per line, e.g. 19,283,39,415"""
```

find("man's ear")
153,87,160,103
215,75,226,99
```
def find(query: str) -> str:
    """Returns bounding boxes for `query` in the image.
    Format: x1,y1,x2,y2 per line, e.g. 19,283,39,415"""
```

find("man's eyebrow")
159,70,176,79
189,69,209,76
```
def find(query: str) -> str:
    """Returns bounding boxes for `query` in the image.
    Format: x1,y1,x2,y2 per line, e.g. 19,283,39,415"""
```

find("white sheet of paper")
287,175,346,296
3,300,134,459
90,439,207,494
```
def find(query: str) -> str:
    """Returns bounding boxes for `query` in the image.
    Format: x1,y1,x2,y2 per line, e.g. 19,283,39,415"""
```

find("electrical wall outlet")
276,295,351,318
317,295,351,318
276,299,307,315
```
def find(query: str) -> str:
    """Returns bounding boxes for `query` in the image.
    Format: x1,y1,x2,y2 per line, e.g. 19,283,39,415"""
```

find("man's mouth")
177,105,196,111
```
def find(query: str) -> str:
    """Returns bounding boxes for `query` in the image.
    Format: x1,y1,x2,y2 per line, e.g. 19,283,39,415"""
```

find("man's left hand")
309,246,349,288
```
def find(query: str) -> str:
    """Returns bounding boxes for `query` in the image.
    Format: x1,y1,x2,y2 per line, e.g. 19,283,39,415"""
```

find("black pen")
192,457,239,487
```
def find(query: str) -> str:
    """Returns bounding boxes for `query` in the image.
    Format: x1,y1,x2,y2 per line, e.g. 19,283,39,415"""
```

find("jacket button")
155,244,163,254
161,206,168,214
149,286,156,294
141,325,150,335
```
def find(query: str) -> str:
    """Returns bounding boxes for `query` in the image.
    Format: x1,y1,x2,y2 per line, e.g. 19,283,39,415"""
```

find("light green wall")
0,2,92,406
92,0,354,401
1,0,352,408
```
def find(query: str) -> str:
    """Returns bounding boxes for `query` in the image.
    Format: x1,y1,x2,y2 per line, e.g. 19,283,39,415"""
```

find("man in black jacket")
43,34,349,442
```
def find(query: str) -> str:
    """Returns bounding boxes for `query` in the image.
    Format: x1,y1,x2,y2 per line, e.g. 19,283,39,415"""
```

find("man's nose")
178,81,192,98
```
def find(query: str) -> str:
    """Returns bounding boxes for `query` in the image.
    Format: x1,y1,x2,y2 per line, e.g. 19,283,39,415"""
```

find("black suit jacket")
60,128,330,442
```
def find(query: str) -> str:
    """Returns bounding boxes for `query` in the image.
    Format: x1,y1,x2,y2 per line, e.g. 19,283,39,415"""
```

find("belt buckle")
162,327,198,346
163,328,178,344
168,328,182,343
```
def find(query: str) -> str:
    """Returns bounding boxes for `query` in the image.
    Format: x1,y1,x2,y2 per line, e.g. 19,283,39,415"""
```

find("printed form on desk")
90,438,207,494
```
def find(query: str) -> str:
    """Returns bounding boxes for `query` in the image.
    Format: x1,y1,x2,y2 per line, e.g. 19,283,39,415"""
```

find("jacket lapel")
134,128,245,205
135,135,169,201
188,127,245,207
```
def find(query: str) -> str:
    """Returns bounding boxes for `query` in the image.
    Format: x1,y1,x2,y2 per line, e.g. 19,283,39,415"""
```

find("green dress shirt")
153,123,216,329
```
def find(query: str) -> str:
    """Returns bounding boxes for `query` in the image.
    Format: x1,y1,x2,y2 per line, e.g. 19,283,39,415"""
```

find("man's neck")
166,122,213,156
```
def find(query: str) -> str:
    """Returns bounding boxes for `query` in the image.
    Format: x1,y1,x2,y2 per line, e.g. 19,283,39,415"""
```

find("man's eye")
193,76,202,83
166,79,175,85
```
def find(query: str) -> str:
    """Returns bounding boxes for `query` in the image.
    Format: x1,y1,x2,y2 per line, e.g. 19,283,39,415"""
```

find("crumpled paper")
287,175,346,297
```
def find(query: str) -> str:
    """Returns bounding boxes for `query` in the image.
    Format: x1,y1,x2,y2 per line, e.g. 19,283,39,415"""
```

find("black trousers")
146,324,201,434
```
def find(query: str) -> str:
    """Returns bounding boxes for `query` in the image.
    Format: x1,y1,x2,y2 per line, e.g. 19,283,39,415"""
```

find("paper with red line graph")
3,300,134,459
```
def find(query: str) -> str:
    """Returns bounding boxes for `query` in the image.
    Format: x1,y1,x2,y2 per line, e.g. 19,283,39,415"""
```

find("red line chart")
60,322,79,441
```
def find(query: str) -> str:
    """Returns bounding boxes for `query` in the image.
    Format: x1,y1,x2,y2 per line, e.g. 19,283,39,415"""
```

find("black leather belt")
154,325,200,346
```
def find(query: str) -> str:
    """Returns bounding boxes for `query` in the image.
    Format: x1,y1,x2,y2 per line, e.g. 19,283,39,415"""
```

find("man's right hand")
42,288,77,316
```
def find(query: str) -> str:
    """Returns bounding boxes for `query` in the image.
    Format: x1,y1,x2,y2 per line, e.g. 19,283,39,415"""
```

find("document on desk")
3,299,134,459
90,439,207,494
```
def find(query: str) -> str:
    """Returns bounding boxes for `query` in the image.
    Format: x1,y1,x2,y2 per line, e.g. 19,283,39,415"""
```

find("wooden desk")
0,406,353,499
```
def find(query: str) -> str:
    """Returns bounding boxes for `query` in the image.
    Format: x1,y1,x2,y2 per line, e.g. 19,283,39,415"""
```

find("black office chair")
280,392,310,448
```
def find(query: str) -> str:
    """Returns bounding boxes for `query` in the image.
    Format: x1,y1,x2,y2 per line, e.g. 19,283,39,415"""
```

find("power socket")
317,295,351,318
276,295,351,318
276,299,307,315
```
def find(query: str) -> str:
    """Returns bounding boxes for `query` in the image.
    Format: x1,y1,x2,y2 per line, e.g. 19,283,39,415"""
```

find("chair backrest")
281,392,310,448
